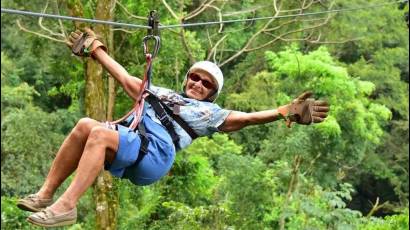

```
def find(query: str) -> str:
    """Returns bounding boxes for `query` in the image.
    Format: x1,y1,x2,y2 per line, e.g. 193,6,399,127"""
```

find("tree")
3,0,119,227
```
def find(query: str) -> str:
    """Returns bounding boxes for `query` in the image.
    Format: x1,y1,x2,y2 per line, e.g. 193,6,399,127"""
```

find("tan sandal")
27,207,77,228
17,194,53,212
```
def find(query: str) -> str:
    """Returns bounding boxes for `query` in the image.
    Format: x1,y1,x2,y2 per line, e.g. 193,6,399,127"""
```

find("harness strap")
138,121,149,155
145,92,199,140
133,121,149,166
145,94,180,149
160,101,199,140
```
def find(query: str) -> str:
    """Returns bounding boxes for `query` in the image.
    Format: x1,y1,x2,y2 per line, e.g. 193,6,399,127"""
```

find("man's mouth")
190,88,201,95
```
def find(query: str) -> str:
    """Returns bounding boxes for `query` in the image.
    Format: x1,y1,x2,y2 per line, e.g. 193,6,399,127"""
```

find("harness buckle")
158,112,172,127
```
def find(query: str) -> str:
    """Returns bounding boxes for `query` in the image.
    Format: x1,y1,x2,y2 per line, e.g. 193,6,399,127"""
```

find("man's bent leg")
44,125,119,214
37,118,106,199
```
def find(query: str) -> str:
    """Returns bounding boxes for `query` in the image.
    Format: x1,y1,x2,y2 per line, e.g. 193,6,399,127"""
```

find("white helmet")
182,61,224,102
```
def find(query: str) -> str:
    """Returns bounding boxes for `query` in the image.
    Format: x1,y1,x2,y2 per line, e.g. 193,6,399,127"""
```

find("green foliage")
1,196,32,230
1,48,80,196
216,153,272,229
182,133,242,163
150,201,229,230
161,150,217,206
226,47,393,189
359,209,409,230
116,181,162,229
1,105,69,195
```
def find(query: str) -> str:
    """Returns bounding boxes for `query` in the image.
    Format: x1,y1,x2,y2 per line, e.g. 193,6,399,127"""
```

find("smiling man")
18,28,329,227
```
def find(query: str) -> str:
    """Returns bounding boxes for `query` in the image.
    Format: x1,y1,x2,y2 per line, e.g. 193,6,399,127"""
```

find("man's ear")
207,89,217,100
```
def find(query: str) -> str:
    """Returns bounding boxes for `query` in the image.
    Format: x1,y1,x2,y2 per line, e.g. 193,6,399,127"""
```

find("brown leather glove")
277,91,329,128
66,28,107,58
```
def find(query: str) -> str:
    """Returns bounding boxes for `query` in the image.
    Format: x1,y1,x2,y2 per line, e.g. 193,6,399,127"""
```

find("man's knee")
88,126,109,144
75,117,98,135
87,126,118,153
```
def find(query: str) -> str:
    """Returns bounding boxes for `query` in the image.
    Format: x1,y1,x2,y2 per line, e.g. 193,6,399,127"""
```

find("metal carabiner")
142,35,161,58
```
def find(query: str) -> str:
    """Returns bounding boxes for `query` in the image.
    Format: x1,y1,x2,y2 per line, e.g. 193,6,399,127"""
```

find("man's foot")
17,194,53,212
27,207,77,228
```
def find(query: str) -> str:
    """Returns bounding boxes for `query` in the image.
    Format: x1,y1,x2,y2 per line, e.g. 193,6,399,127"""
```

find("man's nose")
193,80,203,88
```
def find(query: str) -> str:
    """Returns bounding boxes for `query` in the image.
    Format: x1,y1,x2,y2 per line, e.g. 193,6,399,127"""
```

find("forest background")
1,0,409,229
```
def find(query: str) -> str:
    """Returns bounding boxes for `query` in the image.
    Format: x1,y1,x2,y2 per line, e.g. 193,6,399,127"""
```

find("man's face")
185,69,217,101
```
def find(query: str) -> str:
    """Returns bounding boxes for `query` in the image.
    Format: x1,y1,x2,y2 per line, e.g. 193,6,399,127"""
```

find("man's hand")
277,91,329,127
66,28,106,57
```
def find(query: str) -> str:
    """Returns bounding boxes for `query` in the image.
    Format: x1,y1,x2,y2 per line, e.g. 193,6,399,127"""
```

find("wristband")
89,40,108,59
277,106,293,128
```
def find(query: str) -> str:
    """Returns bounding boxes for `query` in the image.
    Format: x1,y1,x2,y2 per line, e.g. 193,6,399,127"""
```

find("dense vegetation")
1,0,408,229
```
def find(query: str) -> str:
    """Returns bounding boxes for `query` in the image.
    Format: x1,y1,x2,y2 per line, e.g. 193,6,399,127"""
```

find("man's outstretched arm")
219,109,285,132
219,92,329,132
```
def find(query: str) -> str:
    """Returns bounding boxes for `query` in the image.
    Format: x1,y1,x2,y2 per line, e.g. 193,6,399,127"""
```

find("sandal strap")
27,194,52,203
32,208,55,220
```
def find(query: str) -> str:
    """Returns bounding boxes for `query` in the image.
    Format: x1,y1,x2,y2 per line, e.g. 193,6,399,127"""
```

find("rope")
1,1,405,30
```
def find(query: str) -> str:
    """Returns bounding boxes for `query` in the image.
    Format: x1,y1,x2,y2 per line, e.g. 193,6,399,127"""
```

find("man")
17,28,329,227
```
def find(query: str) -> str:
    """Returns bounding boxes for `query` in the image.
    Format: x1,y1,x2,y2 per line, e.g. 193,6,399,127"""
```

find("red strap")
108,33,159,129
107,54,152,128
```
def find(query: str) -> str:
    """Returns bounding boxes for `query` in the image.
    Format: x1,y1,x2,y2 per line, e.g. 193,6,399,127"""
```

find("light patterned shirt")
122,85,231,150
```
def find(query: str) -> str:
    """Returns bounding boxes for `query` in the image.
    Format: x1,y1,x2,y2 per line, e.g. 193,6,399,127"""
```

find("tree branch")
222,5,266,17
366,197,389,217
53,0,68,38
184,0,217,20
218,15,278,67
115,0,146,20
279,155,302,230
161,0,197,64
207,4,224,33
161,0,179,20
246,13,333,52
207,34,228,61
217,0,286,67
38,1,66,38
17,19,66,43
180,29,196,64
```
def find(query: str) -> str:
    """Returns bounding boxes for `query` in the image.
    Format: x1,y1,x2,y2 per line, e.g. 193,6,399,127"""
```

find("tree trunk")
91,1,118,229
66,0,118,229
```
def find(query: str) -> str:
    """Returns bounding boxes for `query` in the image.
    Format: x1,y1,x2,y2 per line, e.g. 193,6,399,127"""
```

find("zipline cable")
1,1,405,30
0,8,150,29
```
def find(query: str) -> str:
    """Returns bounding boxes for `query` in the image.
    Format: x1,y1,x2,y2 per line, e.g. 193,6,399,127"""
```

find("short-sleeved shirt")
123,85,231,150
107,85,231,185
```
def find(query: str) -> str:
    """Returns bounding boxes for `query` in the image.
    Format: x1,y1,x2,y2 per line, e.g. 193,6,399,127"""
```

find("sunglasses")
188,73,215,89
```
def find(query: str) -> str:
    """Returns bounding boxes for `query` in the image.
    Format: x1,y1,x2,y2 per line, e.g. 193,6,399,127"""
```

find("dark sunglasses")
188,73,215,89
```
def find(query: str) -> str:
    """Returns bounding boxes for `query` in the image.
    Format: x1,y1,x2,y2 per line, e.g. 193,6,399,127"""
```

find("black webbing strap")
130,121,149,165
132,121,149,167
130,91,199,168
145,92,199,140
138,121,149,154
158,100,199,140
145,96,180,149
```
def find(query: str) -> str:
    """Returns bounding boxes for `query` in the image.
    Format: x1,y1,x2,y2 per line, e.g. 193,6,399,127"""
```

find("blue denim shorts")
105,115,175,186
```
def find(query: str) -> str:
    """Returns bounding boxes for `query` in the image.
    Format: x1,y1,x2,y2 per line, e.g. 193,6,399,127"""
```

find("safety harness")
126,90,199,166
109,11,198,166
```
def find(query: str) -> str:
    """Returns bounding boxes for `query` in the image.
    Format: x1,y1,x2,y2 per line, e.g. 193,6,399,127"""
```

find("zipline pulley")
147,10,160,37
143,10,160,59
